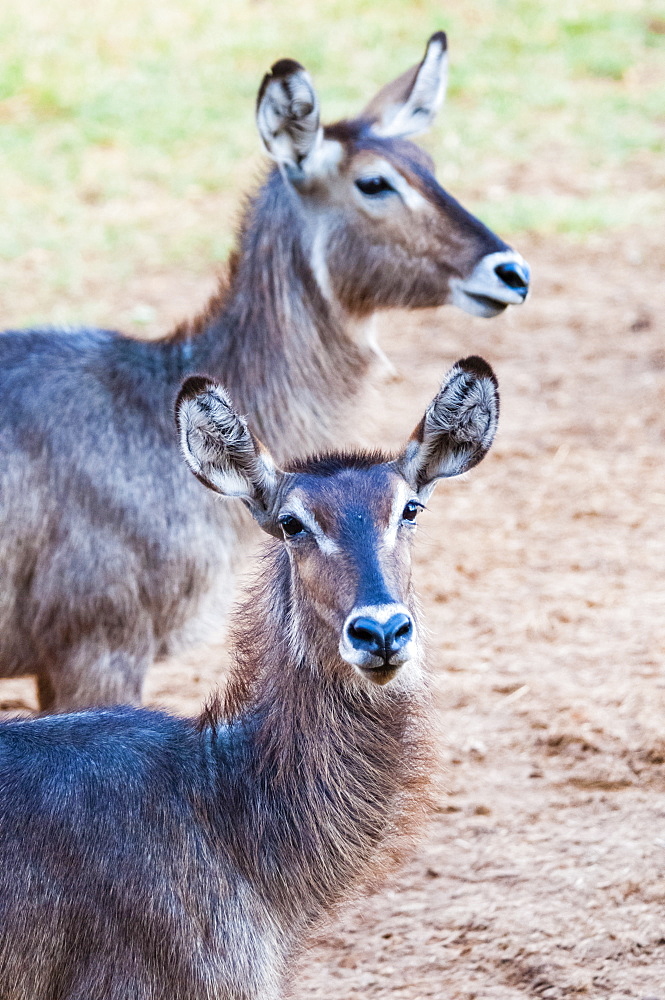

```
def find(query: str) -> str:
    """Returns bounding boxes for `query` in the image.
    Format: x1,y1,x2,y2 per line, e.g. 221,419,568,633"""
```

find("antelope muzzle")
340,604,415,684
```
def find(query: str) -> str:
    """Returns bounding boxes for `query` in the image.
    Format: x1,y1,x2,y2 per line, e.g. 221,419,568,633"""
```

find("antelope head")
255,33,529,321
176,357,499,687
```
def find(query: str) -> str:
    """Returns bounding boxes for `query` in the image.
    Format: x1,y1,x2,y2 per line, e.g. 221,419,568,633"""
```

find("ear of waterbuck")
395,356,499,498
361,31,448,139
176,376,283,531
256,58,327,177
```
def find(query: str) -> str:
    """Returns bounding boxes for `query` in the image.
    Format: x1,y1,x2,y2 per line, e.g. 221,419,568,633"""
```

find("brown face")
275,459,423,686
298,126,526,318
256,36,530,322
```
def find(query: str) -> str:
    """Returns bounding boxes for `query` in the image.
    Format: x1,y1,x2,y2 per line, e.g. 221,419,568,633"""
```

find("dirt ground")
1,228,664,998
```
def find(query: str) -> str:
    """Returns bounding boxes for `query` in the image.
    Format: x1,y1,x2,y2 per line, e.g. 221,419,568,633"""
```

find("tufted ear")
360,32,448,139
256,58,329,177
396,356,499,498
175,377,283,529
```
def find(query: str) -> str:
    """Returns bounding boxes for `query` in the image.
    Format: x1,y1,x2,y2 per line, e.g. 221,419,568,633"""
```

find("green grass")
0,0,663,327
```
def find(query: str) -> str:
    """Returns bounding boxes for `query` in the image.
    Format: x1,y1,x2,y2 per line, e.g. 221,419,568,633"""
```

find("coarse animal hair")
0,34,527,711
0,356,499,997
0,463,434,1000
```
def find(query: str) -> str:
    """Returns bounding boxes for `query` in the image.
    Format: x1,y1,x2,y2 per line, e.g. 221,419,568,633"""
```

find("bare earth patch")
291,229,665,999
2,228,664,998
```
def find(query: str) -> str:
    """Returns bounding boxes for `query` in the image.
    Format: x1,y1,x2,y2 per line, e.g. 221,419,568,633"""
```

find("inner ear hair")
176,377,279,511
362,31,448,139
256,59,322,170
397,355,499,491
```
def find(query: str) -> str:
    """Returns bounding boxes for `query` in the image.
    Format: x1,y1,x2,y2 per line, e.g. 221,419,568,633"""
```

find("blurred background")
1,2,664,997
1,0,662,330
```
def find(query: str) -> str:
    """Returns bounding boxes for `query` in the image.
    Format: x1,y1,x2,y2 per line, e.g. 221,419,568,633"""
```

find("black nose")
495,260,530,297
347,613,413,663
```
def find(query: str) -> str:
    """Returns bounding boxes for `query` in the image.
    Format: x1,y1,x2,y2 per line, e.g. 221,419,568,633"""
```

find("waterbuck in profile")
0,357,499,1000
0,32,527,711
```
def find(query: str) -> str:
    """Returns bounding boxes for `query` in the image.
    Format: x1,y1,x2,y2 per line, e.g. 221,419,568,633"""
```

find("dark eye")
279,515,305,537
402,501,422,523
355,176,395,197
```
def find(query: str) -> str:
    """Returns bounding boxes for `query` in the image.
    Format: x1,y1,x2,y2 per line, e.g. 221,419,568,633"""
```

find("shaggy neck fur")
205,544,433,930
167,169,370,464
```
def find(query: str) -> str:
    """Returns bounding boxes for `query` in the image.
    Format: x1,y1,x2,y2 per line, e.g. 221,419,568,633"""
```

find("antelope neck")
209,545,430,924
169,168,371,463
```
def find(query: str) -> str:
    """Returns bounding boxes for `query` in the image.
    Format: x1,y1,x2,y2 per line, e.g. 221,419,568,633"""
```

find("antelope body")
0,34,527,711
0,358,499,1000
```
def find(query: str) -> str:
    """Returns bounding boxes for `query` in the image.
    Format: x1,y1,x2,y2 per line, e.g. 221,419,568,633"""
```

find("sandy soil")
1,229,664,998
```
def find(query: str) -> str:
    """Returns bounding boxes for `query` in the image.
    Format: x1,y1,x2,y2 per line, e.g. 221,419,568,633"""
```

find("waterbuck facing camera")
0,359,498,1000
177,356,499,690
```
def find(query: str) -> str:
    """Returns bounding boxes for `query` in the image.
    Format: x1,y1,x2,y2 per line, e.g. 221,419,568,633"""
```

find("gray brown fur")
0,34,526,710
0,358,499,999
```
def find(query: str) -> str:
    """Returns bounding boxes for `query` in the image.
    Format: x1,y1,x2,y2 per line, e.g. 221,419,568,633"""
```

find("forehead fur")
284,449,391,477
324,121,436,176
283,452,401,531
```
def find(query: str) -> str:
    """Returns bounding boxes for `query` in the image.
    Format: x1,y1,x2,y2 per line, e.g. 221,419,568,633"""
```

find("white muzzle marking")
450,250,530,318
339,602,416,678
